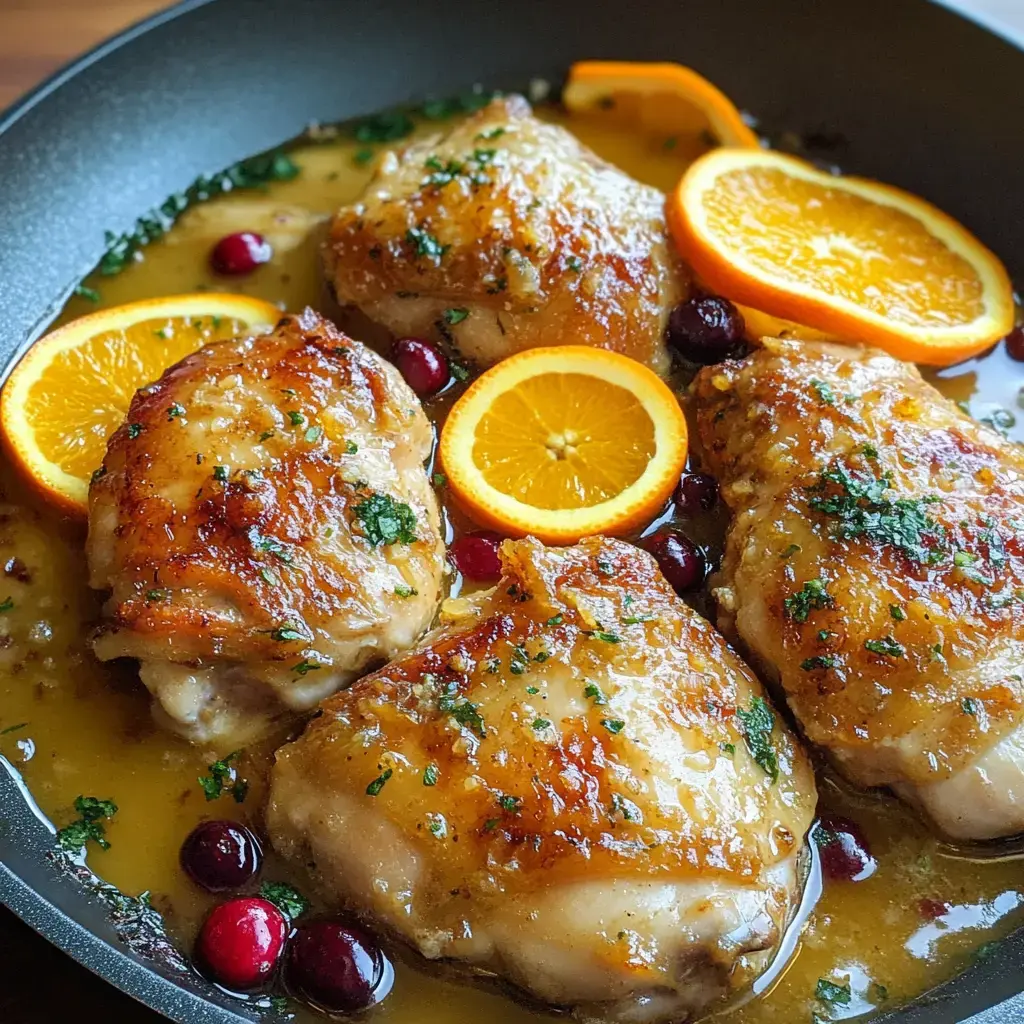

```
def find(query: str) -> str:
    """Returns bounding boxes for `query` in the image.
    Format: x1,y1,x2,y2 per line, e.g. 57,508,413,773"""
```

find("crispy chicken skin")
87,309,445,744
323,97,687,376
268,536,815,1023
694,339,1024,841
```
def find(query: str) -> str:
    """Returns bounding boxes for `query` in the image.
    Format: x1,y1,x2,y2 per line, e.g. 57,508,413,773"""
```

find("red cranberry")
180,820,262,893
210,232,273,275
667,295,745,364
391,337,449,396
644,530,706,593
1004,325,1024,361
918,898,952,921
284,921,394,1013
813,814,876,883
675,472,719,514
194,897,287,991
448,531,503,582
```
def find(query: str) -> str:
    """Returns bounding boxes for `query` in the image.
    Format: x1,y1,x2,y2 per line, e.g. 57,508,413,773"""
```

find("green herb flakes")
815,978,852,1006
270,623,308,643
406,225,448,262
145,588,170,602
0,597,14,613
442,307,470,326
566,255,583,272
586,630,623,643
584,683,607,705
366,768,393,796
438,681,486,737
291,659,321,675
75,283,101,303
780,543,801,559
287,410,305,426
720,742,736,756
0,722,27,735
423,763,439,787
353,110,414,143
259,881,310,920
962,696,980,715
213,465,228,482
532,718,551,730
394,584,418,598
345,440,359,454
167,403,185,420
783,579,832,622
304,425,323,443
864,635,905,657
801,654,837,671
546,614,563,626
810,379,837,405
353,493,418,546
56,796,118,853
601,718,625,734
498,793,521,813
198,751,247,803
890,604,906,621
127,423,143,440
432,471,447,486
736,696,779,782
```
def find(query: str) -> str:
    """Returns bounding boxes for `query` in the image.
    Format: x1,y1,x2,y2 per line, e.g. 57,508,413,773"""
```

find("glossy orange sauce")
1,102,1023,1023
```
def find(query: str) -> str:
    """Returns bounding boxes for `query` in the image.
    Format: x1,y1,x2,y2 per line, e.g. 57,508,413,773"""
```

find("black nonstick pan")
2,0,1024,1021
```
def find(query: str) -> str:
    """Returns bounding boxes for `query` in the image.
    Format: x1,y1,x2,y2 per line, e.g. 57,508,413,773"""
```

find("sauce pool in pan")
2,97,1023,1023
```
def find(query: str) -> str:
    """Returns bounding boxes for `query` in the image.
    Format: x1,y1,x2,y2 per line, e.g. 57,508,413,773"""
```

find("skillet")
2,0,1024,1020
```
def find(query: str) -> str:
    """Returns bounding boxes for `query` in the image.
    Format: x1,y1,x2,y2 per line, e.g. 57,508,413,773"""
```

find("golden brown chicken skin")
87,309,445,744
268,536,815,1023
694,338,1024,841
323,96,687,376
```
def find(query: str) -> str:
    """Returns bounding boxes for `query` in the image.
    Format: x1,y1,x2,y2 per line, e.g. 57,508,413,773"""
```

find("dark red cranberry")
194,897,287,991
667,295,745,364
644,530,706,593
180,820,262,893
391,337,449,396
1004,325,1024,362
813,814,876,883
448,531,503,582
918,898,952,921
675,472,719,514
210,232,273,275
284,921,394,1013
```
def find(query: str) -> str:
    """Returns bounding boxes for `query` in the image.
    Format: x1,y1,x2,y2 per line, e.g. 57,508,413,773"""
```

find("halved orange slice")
439,346,687,544
563,60,760,153
734,303,840,344
1,293,281,515
668,148,1014,365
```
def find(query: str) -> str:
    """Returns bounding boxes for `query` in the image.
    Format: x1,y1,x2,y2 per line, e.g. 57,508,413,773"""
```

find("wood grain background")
0,0,1021,1020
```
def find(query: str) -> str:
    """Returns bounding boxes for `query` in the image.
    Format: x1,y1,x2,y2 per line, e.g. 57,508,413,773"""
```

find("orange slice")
668,148,1014,366
1,293,281,515
439,346,687,544
563,60,760,152
734,303,840,344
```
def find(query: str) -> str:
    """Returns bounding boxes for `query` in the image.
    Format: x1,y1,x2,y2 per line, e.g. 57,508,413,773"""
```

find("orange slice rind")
563,60,760,150
1,292,282,515
668,148,1014,366
439,346,687,544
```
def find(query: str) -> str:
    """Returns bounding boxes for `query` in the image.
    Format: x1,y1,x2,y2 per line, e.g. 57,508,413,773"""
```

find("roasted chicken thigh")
87,309,444,744
694,339,1024,841
323,96,687,376
268,536,816,1023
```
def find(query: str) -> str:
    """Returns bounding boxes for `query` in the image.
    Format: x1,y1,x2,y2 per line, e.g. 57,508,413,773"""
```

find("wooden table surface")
1,0,1023,1020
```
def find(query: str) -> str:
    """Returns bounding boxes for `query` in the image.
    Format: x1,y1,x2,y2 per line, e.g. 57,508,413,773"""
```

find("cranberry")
448,531,503,582
284,921,394,1013
210,232,273,275
918,898,952,921
644,530,706,593
813,814,876,883
180,820,262,893
675,472,719,514
1004,325,1024,362
391,337,449,396
667,295,745,364
194,897,287,991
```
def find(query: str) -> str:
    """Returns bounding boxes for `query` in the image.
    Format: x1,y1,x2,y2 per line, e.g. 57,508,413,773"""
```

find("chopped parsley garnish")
258,429,275,442
406,225,448,262
736,696,779,782
525,686,540,695
601,718,625,734
0,597,14,614
585,630,623,643
0,722,26,735
450,362,471,382
566,255,583,272
287,410,305,426
864,635,905,657
75,283,101,303
859,443,880,459
498,793,521,813
584,683,607,705
815,978,852,1006
270,623,308,643
90,467,107,484
394,584,418,598
353,493,418,546
291,659,321,675
212,465,228,482
259,567,277,586
198,751,247,802
962,696,980,715
345,440,359,454
259,881,309,920
428,815,447,838
420,89,496,120
167,403,185,420
127,423,143,440
784,579,832,622
145,588,170,602
99,151,299,275
890,603,906,621
780,543,801,559
443,307,470,325
532,718,551,730
353,147,375,166
610,792,641,822
251,531,293,563
438,682,486,737
304,426,323,443
806,463,945,563
720,742,736,756
810,379,837,405
432,471,447,487
353,110,414,143
801,654,837,671
366,768,393,796
595,558,614,575
56,796,118,853
423,763,439,786
509,644,531,675
546,614,563,626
